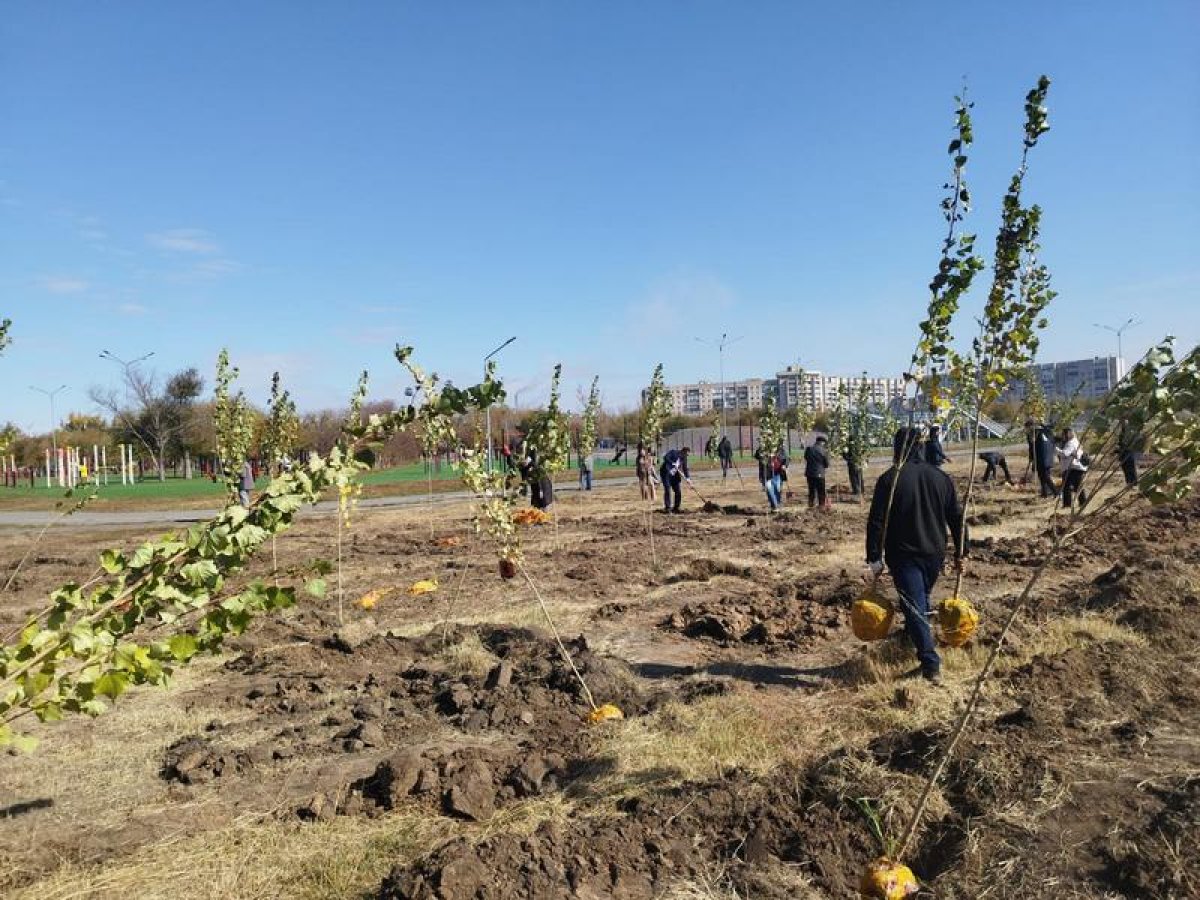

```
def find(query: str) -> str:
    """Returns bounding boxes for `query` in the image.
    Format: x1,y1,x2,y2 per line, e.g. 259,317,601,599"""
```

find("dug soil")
1,469,1197,899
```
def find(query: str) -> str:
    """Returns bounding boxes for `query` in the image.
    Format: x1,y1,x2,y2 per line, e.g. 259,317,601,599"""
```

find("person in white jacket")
1057,428,1088,509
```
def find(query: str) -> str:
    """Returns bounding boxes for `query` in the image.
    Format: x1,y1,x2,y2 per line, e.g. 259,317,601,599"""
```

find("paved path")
0,445,1024,530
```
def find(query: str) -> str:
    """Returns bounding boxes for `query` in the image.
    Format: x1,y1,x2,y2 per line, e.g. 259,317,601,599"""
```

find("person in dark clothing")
844,451,864,496
754,446,769,486
717,435,733,479
866,428,967,684
659,447,691,513
1117,424,1140,488
1033,424,1058,498
520,446,555,510
925,424,948,467
704,435,716,459
1022,418,1037,482
611,443,627,465
979,451,1013,485
803,436,832,509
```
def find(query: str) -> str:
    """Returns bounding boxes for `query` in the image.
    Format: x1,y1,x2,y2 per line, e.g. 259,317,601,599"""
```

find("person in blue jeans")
865,427,966,684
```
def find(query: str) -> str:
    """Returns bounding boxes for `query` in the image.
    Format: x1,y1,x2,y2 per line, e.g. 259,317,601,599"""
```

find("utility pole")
695,332,743,437
483,336,516,473
29,384,68,478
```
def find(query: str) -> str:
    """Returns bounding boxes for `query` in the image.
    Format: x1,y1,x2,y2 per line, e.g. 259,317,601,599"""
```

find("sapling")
578,376,600,502
894,338,1200,862
0,347,501,751
638,363,673,563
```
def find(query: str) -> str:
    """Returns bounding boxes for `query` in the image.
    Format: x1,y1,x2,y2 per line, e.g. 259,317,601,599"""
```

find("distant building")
647,366,905,414
1009,356,1126,401
650,379,767,415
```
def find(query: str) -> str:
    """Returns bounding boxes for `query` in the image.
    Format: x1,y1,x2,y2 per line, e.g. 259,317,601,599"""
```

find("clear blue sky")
3,2,1197,433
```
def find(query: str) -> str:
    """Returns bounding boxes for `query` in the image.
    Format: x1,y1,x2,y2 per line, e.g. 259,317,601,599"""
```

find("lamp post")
483,336,516,472
29,384,68,474
1092,318,1140,381
695,333,743,436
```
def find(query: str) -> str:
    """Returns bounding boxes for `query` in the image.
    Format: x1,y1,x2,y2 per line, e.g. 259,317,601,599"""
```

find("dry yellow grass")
6,808,449,900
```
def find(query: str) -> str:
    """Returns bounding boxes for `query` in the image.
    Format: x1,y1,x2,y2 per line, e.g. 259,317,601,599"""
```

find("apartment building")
648,367,904,414
1008,356,1126,401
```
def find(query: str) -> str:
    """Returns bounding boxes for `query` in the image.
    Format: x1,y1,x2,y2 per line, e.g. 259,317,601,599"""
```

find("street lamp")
694,333,743,436
29,384,68,463
99,349,155,372
1092,318,1139,367
483,336,517,472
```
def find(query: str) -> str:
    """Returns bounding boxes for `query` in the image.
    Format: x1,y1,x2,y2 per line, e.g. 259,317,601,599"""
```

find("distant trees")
89,364,204,481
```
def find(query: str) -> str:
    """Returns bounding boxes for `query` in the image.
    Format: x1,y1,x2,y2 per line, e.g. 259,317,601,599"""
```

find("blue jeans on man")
889,554,942,678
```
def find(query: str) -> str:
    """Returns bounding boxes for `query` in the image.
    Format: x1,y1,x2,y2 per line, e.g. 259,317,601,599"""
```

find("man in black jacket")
717,435,733,479
659,447,691,513
804,436,832,508
925,424,948,467
1033,423,1057,498
866,428,967,684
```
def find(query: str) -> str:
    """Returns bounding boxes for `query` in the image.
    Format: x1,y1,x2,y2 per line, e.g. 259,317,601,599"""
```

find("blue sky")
3,2,1197,433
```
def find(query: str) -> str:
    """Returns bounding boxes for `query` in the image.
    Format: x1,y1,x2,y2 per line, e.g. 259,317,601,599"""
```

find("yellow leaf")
357,587,392,610
408,579,439,596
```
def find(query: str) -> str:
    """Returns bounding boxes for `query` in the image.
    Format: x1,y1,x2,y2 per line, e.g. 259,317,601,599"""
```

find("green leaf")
305,578,327,598
94,671,129,700
167,634,199,662
100,549,126,574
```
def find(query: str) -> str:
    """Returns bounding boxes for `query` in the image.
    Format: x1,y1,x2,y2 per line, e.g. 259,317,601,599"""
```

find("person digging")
659,446,692,514
865,427,967,686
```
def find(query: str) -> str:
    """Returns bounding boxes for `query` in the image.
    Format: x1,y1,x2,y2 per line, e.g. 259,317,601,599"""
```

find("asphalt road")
0,445,1025,530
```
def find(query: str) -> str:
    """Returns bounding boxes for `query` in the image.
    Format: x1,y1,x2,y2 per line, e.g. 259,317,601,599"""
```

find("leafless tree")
89,365,203,481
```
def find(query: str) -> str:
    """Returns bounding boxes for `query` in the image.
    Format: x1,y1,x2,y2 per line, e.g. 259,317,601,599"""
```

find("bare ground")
1,464,1197,899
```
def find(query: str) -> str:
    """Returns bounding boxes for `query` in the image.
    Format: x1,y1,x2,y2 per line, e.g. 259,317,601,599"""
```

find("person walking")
1118,423,1140,487
1057,427,1088,509
717,435,733,479
925,424,948,468
635,441,656,501
804,435,832,509
1022,418,1037,482
659,447,691,513
866,427,967,685
1033,423,1058,498
578,448,594,492
979,450,1013,485
239,460,254,508
844,450,864,497
704,434,716,460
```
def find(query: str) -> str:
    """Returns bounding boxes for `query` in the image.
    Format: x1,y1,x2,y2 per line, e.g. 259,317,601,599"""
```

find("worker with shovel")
659,446,692,514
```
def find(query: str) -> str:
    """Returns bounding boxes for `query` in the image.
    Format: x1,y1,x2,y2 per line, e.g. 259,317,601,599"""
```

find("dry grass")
6,808,449,900
436,629,500,680
588,688,847,796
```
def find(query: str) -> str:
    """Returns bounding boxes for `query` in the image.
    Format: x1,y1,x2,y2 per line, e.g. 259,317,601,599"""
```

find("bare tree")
90,365,203,481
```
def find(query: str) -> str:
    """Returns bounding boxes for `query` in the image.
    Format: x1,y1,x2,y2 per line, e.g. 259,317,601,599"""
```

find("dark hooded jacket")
867,429,966,563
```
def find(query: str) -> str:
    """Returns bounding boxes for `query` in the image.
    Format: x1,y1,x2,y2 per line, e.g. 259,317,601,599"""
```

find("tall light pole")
29,384,68,462
483,336,517,472
1092,318,1139,379
695,333,743,436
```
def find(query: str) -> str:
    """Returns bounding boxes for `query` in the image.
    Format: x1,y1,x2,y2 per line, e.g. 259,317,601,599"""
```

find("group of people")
750,437,836,512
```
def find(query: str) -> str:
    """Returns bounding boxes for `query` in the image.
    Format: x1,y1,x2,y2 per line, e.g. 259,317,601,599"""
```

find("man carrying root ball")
865,427,967,685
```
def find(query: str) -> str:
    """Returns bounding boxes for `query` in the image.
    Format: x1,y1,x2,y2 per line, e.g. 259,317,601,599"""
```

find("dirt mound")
664,557,753,584
378,768,873,900
664,572,857,648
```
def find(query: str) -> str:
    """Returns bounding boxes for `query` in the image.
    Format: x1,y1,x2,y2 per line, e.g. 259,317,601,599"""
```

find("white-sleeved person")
1056,427,1088,509
865,427,967,685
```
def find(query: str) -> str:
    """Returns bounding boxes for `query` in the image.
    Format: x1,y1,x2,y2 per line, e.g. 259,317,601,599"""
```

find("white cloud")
36,275,90,294
147,228,219,254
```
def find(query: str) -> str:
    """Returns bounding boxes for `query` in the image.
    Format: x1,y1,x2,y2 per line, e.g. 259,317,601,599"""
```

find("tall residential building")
1009,356,1126,401
646,379,768,415
770,366,905,411
647,367,905,414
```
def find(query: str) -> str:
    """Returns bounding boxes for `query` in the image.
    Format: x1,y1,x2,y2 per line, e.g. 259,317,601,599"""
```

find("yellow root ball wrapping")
859,857,919,899
851,591,895,642
587,703,625,725
937,595,979,647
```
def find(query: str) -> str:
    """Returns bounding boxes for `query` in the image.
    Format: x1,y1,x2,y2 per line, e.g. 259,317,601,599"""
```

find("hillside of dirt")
1,467,1197,899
